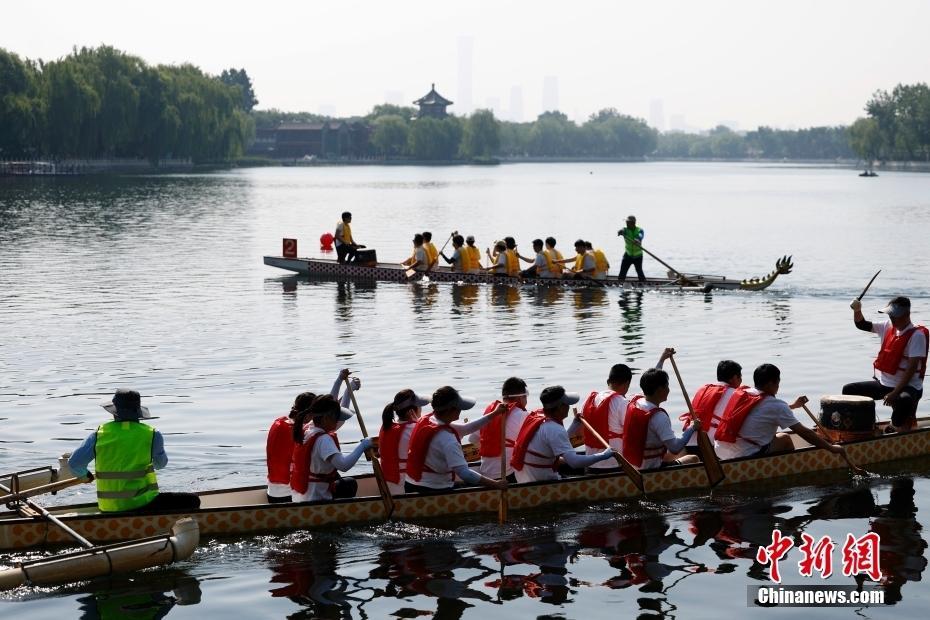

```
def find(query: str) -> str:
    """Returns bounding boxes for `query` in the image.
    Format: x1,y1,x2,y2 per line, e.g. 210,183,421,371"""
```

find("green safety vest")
622,226,644,257
95,421,159,512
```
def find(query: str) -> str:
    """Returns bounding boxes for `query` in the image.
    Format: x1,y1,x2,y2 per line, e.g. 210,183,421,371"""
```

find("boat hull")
1,425,927,551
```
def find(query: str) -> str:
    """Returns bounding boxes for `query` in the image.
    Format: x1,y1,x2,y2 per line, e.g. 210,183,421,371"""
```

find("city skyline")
3,0,929,130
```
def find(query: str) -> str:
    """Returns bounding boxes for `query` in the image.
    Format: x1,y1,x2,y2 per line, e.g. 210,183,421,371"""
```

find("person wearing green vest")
68,389,200,513
617,214,646,282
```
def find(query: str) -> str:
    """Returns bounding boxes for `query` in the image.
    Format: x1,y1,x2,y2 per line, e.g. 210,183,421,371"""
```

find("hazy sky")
4,0,929,130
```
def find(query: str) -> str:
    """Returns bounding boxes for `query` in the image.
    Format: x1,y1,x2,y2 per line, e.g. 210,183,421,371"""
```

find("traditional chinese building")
413,84,453,119
271,122,371,159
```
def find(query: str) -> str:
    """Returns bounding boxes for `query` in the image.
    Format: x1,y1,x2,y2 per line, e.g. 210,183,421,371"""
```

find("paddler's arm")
67,432,98,478
452,404,506,435
656,413,696,454
850,299,872,331
453,464,506,489
440,251,455,265
788,423,846,455
884,357,920,405
517,253,535,264
327,437,373,471
654,347,676,370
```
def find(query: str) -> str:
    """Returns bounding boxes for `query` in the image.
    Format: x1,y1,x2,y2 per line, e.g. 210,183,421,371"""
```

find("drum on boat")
818,395,876,442
355,249,377,266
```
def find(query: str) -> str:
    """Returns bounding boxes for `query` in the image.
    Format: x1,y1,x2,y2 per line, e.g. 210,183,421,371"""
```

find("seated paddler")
68,389,201,513
379,389,430,495
405,386,508,494
440,234,466,273
714,363,848,461
511,386,616,483
290,395,372,502
469,377,531,482
402,233,429,272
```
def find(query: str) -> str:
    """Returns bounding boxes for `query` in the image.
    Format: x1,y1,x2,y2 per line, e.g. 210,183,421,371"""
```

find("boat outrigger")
2,418,926,554
263,255,794,291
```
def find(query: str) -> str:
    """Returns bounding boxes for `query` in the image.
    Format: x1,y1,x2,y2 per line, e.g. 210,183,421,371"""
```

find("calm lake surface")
1,162,929,618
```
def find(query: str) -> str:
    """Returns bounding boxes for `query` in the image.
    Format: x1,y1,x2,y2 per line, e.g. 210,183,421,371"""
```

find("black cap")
540,385,580,409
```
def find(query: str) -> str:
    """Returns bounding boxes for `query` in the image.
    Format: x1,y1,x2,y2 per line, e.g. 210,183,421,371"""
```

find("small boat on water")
2,418,926,552
263,255,794,291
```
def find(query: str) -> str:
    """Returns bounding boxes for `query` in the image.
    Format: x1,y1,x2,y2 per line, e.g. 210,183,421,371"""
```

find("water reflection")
617,291,645,357
489,284,521,311
870,478,927,604
477,535,578,605
76,571,201,620
450,284,480,310
409,282,441,313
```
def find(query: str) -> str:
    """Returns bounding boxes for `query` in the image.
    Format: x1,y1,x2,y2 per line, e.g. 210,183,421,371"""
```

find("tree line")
849,84,930,162
0,46,254,162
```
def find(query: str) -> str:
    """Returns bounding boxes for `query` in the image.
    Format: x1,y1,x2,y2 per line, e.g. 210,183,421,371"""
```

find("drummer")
846,296,927,432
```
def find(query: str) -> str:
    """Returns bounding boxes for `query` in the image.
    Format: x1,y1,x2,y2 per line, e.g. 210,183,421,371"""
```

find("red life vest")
478,400,520,457
378,421,414,484
581,391,623,448
621,396,668,468
510,410,560,471
714,388,767,444
680,384,733,430
874,325,929,380
406,414,461,482
289,428,341,495
266,416,295,484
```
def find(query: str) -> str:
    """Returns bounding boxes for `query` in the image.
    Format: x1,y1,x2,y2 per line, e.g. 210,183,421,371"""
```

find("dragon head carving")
739,255,794,290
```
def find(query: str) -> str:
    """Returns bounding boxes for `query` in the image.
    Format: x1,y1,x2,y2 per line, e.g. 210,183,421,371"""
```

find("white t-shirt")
585,391,627,469
385,423,415,496
334,221,349,246
714,389,799,460
534,253,553,278
873,321,926,390
633,399,679,470
580,253,595,273
493,252,507,272
469,406,529,479
450,248,464,273
412,247,428,271
292,428,341,503
685,382,735,446
417,424,469,489
514,419,574,483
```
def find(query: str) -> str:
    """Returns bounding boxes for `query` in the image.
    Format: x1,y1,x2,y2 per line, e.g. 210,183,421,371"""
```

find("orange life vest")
290,428,341,495
266,416,295,485
406,414,461,482
378,420,414,484
463,246,481,271
478,400,520,457
621,396,667,468
593,249,609,276
874,325,928,379
714,388,767,444
680,384,734,430
581,391,623,449
505,249,519,276
510,410,560,471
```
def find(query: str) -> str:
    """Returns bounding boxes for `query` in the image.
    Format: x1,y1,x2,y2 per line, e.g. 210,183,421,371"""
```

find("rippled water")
1,163,929,618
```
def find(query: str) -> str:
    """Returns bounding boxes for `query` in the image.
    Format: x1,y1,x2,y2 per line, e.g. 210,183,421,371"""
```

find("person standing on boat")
544,237,566,278
290,395,372,502
676,360,744,455
402,234,429,272
581,364,633,473
511,386,617,483
845,296,927,432
379,389,430,495
265,369,359,503
439,235,466,272
405,386,508,494
622,369,702,470
714,364,849,460
469,377,531,482
463,236,483,273
422,231,439,270
617,215,646,283
68,390,201,513
335,212,362,264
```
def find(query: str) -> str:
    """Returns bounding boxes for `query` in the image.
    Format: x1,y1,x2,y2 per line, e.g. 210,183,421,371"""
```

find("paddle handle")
499,405,508,524
668,355,726,487
0,480,94,548
638,244,686,281
856,270,881,301
344,378,395,516
574,408,645,493
0,476,90,504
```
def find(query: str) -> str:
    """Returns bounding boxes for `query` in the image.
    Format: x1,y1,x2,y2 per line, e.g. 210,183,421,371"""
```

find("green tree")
370,114,409,156
407,116,462,160
460,109,500,158
848,117,883,162
220,68,258,112
367,103,417,121
0,49,42,157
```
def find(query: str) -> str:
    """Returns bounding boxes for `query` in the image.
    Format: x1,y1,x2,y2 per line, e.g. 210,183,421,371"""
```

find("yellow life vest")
573,253,585,272
548,249,565,274
464,246,480,271
593,249,609,276
338,222,353,244
425,242,438,266
540,250,557,275
505,249,519,276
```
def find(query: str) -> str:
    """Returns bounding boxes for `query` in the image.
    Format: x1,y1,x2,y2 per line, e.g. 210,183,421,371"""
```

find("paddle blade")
498,489,508,524
697,431,725,487
615,454,645,494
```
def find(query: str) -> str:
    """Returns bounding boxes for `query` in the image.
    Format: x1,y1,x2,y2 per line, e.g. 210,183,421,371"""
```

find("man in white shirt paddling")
845,296,927,432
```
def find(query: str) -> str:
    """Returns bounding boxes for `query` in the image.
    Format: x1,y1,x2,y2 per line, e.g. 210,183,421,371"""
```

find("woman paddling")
290,395,372,502
379,389,430,495
405,386,508,494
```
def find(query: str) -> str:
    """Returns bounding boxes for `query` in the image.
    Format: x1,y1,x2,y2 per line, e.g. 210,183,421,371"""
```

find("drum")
355,249,377,266
818,395,876,441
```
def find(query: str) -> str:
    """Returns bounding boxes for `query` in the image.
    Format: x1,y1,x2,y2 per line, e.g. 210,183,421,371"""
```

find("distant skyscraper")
542,76,559,113
649,99,666,132
458,36,474,115
509,86,524,122
384,90,404,106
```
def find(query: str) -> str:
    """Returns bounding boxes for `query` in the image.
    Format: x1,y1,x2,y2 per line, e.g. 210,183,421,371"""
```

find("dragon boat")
1,418,926,552
263,255,794,291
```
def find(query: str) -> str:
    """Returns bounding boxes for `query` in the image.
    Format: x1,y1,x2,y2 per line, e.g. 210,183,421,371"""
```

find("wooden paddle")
800,402,867,475
0,479,94,548
498,403,509,523
637,244,695,286
573,407,645,494
343,377,395,518
668,355,726,487
0,475,90,504
426,230,458,274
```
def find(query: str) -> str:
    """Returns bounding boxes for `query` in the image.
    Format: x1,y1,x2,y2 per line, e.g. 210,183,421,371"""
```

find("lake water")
1,162,929,618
